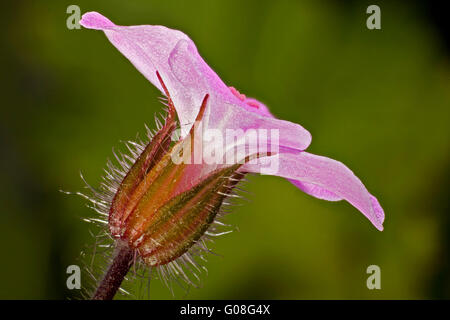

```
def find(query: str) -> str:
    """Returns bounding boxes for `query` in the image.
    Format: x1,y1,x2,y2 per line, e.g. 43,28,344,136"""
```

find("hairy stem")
92,241,134,300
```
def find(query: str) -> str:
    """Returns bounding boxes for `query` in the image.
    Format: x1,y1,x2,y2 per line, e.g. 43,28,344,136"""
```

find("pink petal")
80,12,311,151
243,152,385,231
289,180,343,201
78,11,115,30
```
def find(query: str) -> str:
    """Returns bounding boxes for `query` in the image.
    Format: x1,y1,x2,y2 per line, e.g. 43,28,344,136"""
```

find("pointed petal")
243,152,385,230
80,12,311,151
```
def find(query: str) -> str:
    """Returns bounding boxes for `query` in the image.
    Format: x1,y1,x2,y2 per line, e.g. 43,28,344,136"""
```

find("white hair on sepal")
146,169,250,294
140,168,250,295
62,107,174,299
64,101,256,298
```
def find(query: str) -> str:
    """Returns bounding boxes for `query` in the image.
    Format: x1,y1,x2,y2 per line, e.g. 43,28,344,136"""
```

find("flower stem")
92,241,134,300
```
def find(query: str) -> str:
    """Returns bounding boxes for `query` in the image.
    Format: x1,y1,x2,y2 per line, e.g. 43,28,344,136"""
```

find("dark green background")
1,0,449,299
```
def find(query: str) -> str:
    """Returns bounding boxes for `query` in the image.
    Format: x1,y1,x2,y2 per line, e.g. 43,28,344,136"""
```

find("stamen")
229,86,246,101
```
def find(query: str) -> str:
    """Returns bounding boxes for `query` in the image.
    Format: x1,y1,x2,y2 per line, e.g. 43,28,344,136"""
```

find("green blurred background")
1,0,449,299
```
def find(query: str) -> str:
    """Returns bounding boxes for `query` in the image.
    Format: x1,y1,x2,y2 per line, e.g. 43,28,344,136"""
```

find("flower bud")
107,79,254,269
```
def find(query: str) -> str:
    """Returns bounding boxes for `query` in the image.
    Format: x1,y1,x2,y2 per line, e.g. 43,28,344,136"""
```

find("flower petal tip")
370,195,385,231
80,12,116,30
303,129,312,150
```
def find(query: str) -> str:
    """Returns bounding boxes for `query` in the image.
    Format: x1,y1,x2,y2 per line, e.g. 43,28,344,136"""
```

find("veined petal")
80,12,311,151
243,152,385,231
289,180,343,201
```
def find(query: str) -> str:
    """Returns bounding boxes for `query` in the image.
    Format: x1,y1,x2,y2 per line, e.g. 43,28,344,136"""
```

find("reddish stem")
92,241,134,300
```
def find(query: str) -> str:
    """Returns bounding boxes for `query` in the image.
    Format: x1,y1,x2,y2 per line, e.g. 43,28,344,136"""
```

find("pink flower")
80,11,384,234
78,12,387,298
